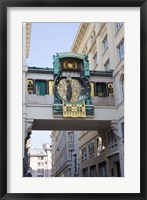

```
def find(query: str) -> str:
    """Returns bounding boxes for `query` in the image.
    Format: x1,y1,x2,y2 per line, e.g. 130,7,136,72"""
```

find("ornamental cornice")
71,23,89,52
26,22,31,58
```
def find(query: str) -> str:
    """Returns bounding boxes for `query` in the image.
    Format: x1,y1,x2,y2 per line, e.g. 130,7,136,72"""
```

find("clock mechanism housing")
53,52,94,117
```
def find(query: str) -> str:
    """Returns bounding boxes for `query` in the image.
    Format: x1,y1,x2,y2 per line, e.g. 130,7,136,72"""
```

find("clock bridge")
23,52,124,176
25,53,121,133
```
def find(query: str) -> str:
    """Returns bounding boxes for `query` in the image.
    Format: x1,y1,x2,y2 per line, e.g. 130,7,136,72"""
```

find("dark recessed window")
90,165,97,177
36,81,46,95
117,39,124,62
99,161,107,177
102,35,108,53
96,83,107,97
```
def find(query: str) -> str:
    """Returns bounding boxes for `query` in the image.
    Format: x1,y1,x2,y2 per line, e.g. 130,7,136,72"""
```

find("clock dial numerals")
57,79,84,102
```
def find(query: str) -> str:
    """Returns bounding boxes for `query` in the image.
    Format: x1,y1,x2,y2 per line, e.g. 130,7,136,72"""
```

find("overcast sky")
28,23,80,148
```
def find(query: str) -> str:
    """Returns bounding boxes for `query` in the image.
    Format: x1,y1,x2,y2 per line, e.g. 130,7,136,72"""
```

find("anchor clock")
53,52,94,118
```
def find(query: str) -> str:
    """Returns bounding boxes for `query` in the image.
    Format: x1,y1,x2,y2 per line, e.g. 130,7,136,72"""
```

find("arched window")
120,74,124,101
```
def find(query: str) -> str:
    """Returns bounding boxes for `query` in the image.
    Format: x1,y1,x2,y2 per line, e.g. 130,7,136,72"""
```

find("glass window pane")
36,81,46,95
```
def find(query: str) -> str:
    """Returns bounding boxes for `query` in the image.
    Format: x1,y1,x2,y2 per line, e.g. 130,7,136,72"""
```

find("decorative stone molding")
71,23,89,52
26,22,31,58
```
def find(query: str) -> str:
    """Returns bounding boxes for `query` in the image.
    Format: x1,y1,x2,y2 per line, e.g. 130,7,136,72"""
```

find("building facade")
23,22,124,177
29,145,52,177
51,131,80,177
71,22,124,177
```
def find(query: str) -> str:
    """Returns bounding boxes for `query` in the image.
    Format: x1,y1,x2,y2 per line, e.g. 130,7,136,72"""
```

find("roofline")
27,67,113,78
70,23,89,52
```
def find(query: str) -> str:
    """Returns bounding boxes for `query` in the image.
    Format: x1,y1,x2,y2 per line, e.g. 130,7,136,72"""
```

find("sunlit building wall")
71,22,124,177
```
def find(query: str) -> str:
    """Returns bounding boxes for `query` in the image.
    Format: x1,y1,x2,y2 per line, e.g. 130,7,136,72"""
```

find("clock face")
63,60,78,69
57,79,85,102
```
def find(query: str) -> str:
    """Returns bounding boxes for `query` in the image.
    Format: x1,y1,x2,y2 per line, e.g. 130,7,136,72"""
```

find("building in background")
71,22,124,177
29,144,52,177
51,131,80,177
43,143,52,177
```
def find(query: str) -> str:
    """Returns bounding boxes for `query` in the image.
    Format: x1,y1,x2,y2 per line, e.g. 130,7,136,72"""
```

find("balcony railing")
98,139,124,156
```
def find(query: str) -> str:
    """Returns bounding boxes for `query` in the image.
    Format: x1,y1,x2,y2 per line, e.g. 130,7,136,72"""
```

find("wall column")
23,119,34,176
110,120,120,139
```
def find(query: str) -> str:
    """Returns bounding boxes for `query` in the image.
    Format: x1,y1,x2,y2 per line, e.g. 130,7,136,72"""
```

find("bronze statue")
66,82,72,102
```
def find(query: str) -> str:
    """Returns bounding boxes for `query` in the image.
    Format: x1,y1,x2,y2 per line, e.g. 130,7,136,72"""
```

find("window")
68,168,72,177
96,83,107,97
88,142,95,157
115,22,123,34
104,59,110,71
120,74,124,101
93,52,98,67
102,35,108,53
108,130,116,145
114,161,121,177
37,162,40,167
68,132,74,142
82,167,88,177
36,80,46,95
40,169,44,175
38,175,43,177
90,165,97,177
93,30,96,37
99,162,107,177
38,157,44,160
121,122,124,139
117,40,124,62
69,149,74,160
81,147,87,161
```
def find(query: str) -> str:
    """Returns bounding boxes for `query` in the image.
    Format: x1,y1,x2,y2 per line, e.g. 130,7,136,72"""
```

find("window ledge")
115,26,123,37
117,57,124,67
102,47,108,57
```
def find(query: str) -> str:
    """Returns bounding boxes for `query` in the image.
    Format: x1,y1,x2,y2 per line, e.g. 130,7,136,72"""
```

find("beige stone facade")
23,22,124,177
71,22,124,177
51,131,80,177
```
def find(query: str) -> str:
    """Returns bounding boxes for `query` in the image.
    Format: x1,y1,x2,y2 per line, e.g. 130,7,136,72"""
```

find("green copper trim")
56,52,87,60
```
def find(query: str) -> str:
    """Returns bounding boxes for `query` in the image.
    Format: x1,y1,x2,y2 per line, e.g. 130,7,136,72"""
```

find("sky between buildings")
28,23,80,148
31,130,51,149
27,22,80,68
